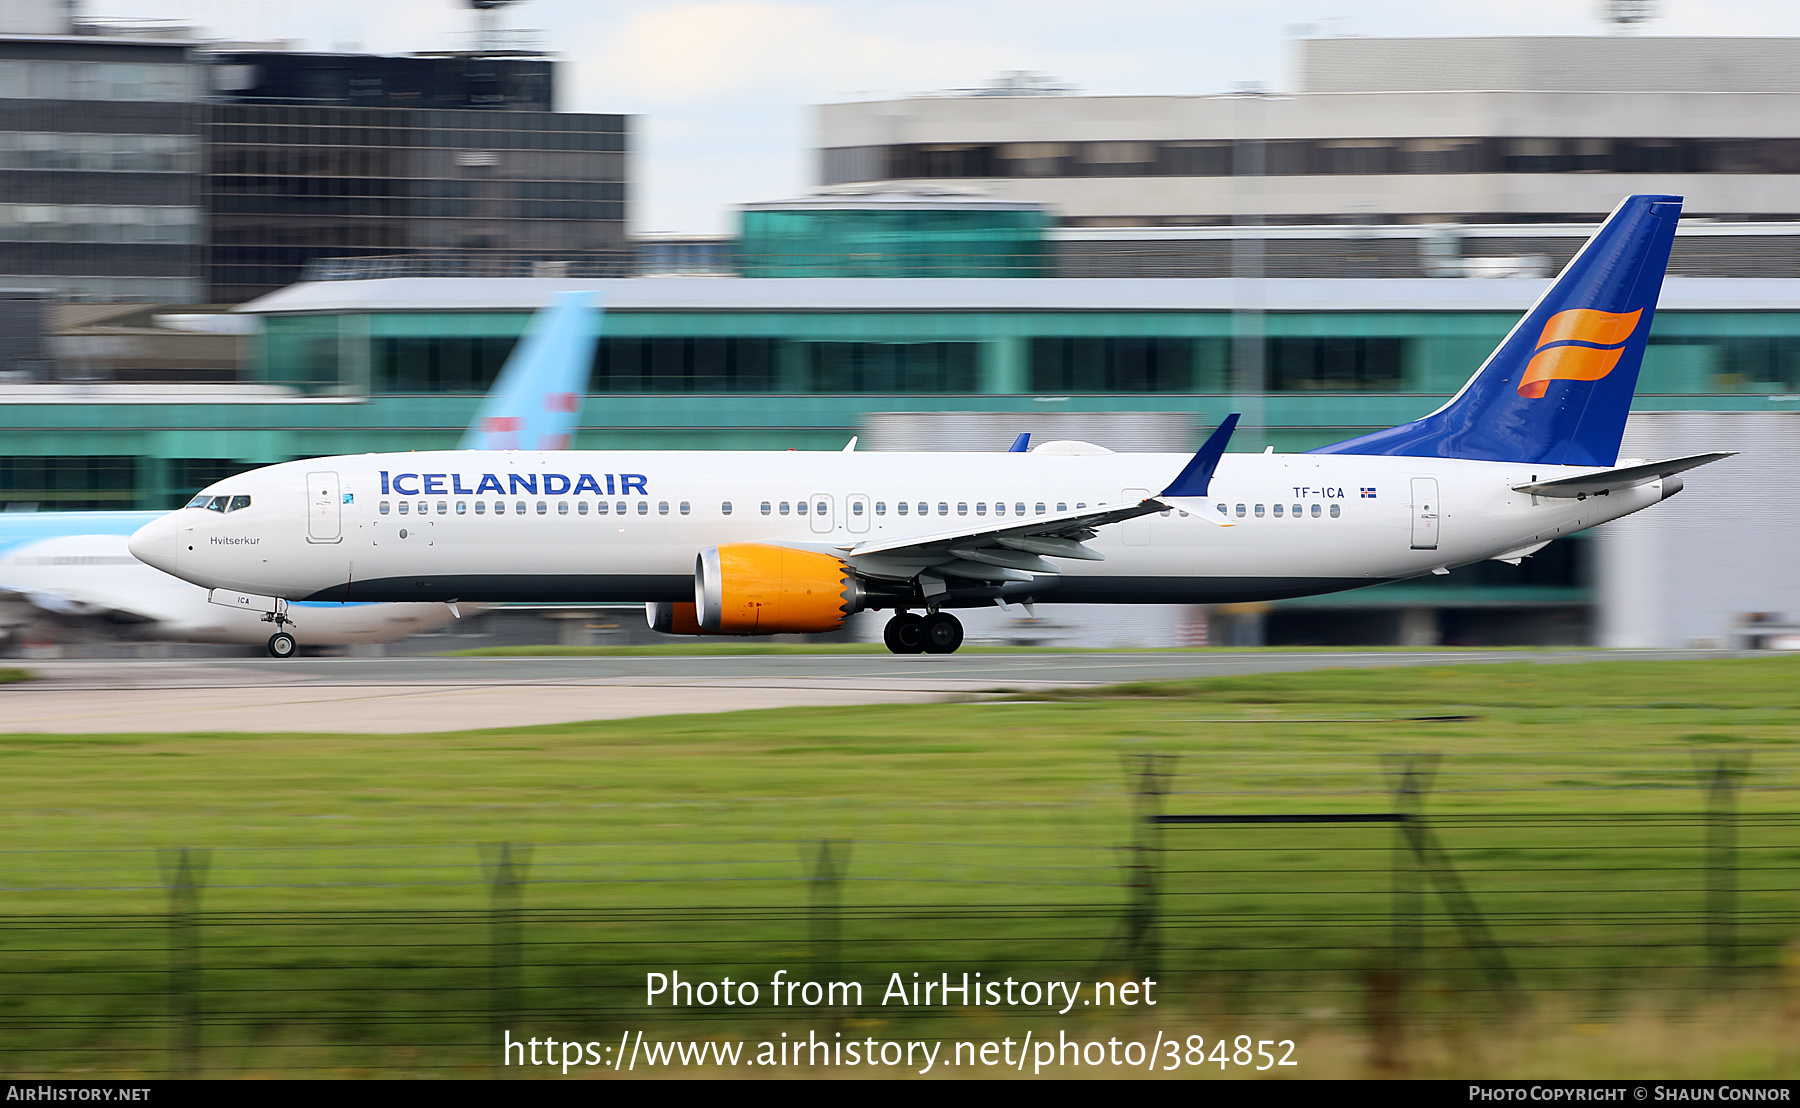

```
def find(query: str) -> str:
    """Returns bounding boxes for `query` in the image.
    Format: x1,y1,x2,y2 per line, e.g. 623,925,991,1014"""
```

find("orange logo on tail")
1516,308,1642,398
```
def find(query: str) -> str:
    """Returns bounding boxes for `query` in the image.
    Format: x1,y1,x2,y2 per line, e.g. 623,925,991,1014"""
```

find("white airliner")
2,291,601,657
130,196,1730,656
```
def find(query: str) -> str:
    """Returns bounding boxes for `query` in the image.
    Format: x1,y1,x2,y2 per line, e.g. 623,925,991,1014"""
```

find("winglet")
1008,433,1030,453
1159,414,1239,498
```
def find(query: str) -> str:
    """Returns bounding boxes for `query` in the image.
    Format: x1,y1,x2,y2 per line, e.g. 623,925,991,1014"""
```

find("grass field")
0,655,1796,1078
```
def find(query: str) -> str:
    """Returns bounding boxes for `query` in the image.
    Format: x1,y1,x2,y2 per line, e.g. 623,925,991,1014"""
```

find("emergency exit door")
1410,477,1439,551
308,471,342,543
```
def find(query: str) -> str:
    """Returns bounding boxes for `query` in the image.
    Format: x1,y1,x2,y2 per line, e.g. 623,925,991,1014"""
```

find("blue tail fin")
458,291,601,451
1311,195,1682,466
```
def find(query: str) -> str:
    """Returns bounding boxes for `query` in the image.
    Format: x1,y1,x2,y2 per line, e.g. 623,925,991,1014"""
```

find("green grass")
0,655,1796,1077
0,667,33,684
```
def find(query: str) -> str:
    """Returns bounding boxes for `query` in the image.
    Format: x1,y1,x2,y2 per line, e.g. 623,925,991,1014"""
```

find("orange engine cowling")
694,544,864,634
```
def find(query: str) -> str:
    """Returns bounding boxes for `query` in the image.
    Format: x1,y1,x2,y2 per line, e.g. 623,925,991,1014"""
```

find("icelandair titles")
380,470,647,497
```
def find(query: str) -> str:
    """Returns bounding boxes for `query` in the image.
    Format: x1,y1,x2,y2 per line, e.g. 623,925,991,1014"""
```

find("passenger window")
1236,504,1246,517
1273,504,1283,517
1311,503,1321,517
475,501,485,515
516,501,526,515
679,501,690,515
873,502,884,516
615,501,626,515
558,501,569,515
761,501,771,516
722,501,732,515
1292,504,1302,517
994,502,1005,516
658,501,669,516
1074,503,1084,510
917,502,928,516
1160,508,1172,517
815,501,826,516
456,501,466,515
380,501,391,515
577,501,587,515
797,501,808,516
207,496,229,512
1015,502,1025,515
415,501,425,515
228,495,251,512
1255,504,1265,517
596,501,608,515
438,501,447,515
398,501,409,515
1058,502,1069,512
779,501,789,516
637,501,648,515
958,503,968,516
1217,503,1227,515
938,502,949,516
852,501,864,516
495,501,505,515
897,502,908,515
537,501,547,515
975,503,986,516
186,494,211,509
1330,503,1341,518
1035,503,1046,515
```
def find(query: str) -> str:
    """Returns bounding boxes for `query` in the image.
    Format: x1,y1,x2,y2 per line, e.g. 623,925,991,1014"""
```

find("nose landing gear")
883,611,963,654
266,631,297,658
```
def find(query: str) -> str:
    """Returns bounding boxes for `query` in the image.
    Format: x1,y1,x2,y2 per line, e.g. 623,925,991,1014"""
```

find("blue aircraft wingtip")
1158,414,1240,498
1008,433,1030,453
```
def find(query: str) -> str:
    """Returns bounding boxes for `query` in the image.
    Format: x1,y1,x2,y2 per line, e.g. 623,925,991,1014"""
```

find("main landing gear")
883,611,964,655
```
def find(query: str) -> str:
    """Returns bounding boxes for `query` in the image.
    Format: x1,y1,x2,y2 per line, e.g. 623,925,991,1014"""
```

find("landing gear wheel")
267,632,297,659
920,613,964,655
884,613,925,655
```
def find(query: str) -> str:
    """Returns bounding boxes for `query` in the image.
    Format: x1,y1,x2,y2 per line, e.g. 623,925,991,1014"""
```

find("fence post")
805,840,851,985
1123,752,1175,981
1699,753,1749,977
480,843,532,1044
156,847,211,1078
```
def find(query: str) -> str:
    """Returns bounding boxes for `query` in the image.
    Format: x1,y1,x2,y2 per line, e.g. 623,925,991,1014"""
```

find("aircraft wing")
1511,451,1734,498
0,581,162,625
841,415,1240,584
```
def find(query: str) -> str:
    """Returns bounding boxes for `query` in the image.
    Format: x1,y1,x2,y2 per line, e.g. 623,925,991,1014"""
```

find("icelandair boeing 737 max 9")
130,196,1730,656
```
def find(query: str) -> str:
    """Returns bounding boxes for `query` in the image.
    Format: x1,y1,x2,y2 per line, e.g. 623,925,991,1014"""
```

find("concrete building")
820,36,1800,226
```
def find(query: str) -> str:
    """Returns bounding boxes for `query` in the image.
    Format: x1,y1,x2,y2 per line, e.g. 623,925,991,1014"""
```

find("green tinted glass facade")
739,208,1050,277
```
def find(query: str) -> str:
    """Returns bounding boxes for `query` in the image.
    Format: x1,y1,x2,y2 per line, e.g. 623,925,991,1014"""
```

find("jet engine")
694,544,865,634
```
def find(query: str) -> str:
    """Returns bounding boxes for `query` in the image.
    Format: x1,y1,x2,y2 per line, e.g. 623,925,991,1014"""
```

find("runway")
0,649,1740,734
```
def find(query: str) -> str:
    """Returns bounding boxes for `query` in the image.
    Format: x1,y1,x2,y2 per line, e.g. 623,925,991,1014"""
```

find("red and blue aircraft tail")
1311,194,1682,467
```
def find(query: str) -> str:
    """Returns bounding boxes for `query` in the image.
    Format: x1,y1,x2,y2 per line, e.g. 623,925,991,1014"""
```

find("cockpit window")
227,495,251,512
206,496,229,513
186,494,211,509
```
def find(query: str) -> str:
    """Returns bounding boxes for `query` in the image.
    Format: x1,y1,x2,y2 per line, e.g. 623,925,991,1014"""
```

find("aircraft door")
1120,488,1151,546
307,471,342,543
809,494,834,534
846,493,871,534
1410,477,1440,550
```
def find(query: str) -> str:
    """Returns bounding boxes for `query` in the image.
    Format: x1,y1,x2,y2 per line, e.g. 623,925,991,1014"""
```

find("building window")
1266,337,1405,391
1029,338,1197,392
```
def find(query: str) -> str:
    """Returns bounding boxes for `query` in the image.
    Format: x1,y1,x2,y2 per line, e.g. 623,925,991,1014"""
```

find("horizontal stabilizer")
1511,452,1734,498
1159,414,1240,498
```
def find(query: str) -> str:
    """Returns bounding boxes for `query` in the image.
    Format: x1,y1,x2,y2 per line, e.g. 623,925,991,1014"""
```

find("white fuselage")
128,449,1670,608
0,534,473,645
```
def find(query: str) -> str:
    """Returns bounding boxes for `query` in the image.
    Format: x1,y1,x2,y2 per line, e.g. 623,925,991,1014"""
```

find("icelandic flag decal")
1360,487,1378,498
